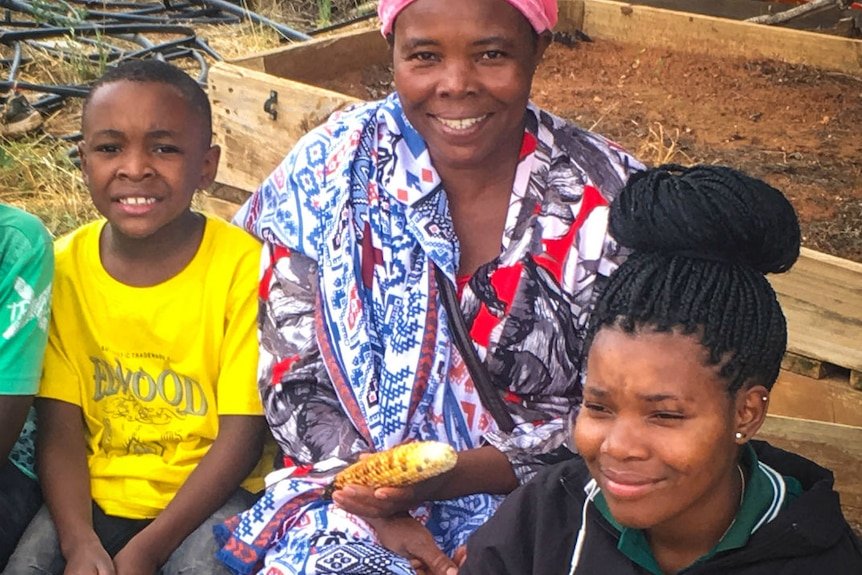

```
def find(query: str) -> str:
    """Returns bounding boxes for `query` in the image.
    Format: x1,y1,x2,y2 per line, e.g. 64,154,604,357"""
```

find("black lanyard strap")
433,262,516,434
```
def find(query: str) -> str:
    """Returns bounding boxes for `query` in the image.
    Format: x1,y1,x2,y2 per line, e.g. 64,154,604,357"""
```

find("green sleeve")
0,211,53,395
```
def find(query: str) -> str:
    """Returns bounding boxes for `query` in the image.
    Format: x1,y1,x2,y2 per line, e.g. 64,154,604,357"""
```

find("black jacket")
460,441,862,574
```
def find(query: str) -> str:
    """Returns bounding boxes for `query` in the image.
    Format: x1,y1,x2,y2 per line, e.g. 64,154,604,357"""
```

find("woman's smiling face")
574,327,743,533
391,0,549,171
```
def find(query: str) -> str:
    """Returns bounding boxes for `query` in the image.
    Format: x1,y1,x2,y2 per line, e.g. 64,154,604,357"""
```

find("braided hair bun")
609,164,800,274
587,164,801,392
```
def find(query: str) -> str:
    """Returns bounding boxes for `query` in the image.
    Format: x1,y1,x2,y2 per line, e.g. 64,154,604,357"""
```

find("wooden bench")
771,249,862,389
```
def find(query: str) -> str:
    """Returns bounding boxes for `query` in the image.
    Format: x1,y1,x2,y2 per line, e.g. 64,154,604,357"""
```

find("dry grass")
0,0,343,235
0,134,95,237
804,198,862,262
635,122,692,167
586,109,696,169
259,0,367,28
198,21,282,60
197,0,290,58
0,40,99,236
24,39,111,87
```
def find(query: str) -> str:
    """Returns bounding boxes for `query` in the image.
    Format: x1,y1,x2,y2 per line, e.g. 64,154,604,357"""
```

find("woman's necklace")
718,464,747,542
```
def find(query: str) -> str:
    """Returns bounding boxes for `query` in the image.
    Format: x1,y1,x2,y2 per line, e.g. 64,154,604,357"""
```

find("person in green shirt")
0,204,53,569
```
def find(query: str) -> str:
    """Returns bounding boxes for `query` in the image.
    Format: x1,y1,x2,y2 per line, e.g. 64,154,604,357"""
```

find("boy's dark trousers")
2,488,258,574
0,459,42,570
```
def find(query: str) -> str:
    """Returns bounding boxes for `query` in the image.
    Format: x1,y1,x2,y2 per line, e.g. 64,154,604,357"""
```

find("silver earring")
762,396,768,402
735,432,745,440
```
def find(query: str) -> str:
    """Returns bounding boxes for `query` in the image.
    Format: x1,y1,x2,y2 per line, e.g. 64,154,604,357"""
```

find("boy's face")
78,80,219,240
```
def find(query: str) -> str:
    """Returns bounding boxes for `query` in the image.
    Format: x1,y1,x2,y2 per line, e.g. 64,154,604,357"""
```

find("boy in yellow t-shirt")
4,60,265,575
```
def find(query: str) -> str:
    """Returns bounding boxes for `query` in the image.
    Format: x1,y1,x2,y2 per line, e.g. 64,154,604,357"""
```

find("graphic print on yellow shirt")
40,215,263,519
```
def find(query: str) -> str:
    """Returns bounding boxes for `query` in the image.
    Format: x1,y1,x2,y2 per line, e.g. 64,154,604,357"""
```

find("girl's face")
575,327,766,535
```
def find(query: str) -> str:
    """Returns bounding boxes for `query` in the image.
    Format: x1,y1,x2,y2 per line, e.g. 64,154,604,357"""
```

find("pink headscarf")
378,0,558,36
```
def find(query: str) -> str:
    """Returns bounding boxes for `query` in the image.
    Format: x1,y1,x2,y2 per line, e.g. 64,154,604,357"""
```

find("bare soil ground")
320,39,862,263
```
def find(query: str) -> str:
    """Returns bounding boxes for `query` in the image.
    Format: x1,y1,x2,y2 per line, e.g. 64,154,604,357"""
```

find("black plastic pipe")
0,80,88,97
194,0,311,41
0,23,198,43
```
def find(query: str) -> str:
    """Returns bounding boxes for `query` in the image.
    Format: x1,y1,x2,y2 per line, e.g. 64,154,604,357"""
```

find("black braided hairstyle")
585,164,801,394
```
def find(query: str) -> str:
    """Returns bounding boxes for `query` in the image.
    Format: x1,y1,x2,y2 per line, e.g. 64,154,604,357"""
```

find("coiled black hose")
0,0,350,140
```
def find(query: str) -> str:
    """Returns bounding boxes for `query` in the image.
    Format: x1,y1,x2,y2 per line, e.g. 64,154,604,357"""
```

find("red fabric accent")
470,304,498,348
259,267,273,300
284,459,314,477
519,131,537,160
535,185,608,282
469,263,523,347
461,401,476,428
271,355,300,387
573,184,609,232
504,391,522,404
272,245,291,260
260,245,292,300
361,221,384,289
489,264,523,312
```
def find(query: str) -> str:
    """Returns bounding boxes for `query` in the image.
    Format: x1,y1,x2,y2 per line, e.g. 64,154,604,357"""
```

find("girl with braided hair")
460,164,862,574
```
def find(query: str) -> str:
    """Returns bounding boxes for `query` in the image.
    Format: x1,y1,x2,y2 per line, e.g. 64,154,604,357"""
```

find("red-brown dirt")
321,39,862,262
532,40,862,263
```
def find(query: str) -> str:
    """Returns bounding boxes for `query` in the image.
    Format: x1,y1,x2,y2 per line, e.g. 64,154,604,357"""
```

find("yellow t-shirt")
40,214,264,519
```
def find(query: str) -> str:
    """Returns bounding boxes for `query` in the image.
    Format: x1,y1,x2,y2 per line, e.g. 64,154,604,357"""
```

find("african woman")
216,1,641,573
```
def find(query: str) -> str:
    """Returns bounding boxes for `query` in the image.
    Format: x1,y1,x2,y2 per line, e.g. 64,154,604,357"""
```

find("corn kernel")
332,441,457,490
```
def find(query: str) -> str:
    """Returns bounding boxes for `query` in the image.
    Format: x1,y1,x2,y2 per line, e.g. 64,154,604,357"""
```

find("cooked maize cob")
332,441,457,490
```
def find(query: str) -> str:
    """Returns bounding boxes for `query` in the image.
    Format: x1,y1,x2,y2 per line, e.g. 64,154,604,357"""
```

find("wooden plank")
225,50,266,73
780,352,832,380
208,62,361,193
557,0,586,31
622,0,785,21
200,194,242,222
568,0,862,74
623,0,847,31
759,415,862,459
768,248,862,374
210,183,252,205
771,370,862,428
795,245,862,274
757,415,862,517
232,28,389,87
